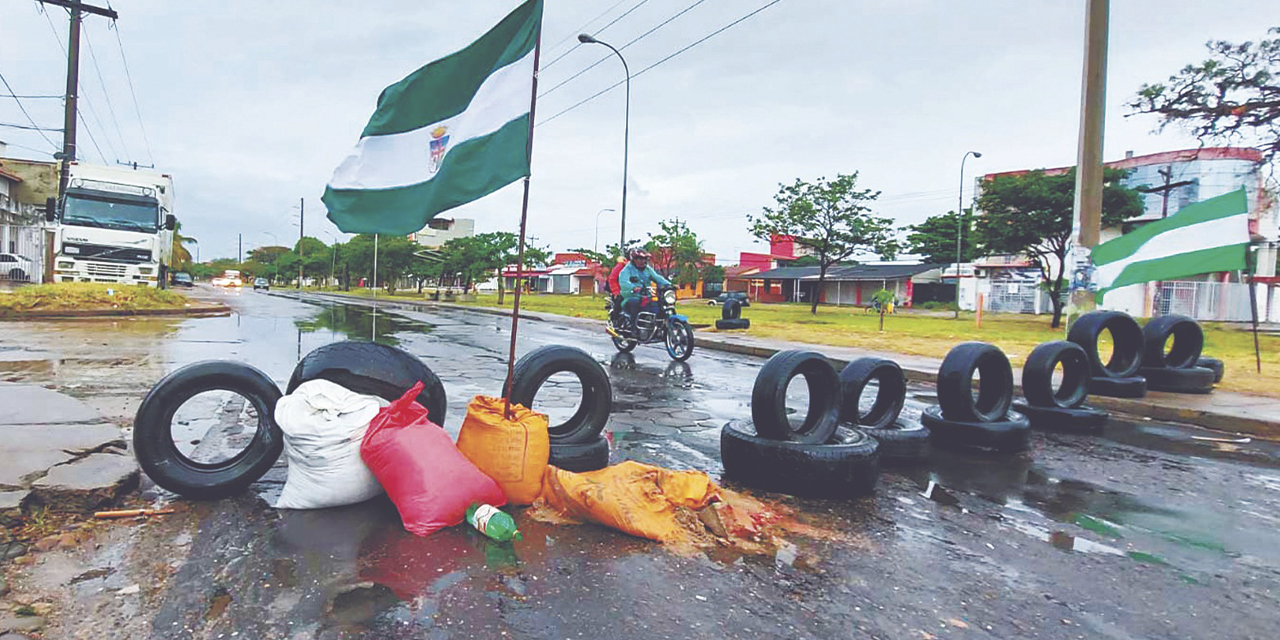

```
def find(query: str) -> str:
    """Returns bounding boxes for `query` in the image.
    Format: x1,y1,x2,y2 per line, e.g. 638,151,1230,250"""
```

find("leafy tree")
1129,27,1280,163
905,209,980,265
570,248,607,266
247,245,291,265
702,264,726,284
341,235,418,293
871,288,896,332
786,254,821,267
974,168,1144,328
170,221,197,272
645,219,707,288
749,173,897,315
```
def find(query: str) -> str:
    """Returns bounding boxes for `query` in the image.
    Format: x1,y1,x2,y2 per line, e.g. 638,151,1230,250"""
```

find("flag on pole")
1091,188,1251,301
323,0,543,235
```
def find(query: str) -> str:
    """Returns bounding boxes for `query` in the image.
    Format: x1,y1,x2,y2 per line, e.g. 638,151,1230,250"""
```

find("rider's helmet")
629,248,651,261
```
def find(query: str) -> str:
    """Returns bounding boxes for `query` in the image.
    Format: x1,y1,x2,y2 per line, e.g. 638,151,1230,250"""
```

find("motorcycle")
605,285,695,362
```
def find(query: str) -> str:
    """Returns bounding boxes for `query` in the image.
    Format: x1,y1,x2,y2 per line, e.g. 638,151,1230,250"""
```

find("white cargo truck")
46,162,176,287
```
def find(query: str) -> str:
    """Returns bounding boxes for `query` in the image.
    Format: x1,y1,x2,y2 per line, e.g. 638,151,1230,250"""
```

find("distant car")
0,253,36,282
253,277,269,291
171,272,194,287
705,291,750,307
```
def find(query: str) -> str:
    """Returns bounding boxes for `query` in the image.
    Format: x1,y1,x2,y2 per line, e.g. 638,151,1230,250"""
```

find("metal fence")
0,223,45,284
1154,280,1253,322
986,281,1039,313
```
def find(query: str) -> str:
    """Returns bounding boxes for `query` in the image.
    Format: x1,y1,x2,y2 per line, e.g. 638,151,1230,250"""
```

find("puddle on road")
294,302,432,347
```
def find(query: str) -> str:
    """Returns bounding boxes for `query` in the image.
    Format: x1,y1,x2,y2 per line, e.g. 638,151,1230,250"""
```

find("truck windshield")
64,194,158,233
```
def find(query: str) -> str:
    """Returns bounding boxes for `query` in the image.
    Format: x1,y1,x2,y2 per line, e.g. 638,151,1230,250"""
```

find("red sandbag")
361,381,506,537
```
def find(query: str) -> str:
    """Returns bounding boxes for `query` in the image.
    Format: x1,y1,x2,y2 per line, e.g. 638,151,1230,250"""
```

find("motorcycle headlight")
663,290,677,305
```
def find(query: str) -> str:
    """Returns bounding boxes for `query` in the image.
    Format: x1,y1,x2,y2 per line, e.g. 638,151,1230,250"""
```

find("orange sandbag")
456,395,550,505
537,460,721,543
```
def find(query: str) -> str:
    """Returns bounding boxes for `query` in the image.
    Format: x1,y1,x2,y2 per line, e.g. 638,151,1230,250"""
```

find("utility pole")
297,197,304,290
1065,0,1109,326
36,0,119,198
1136,166,1195,218
238,233,242,262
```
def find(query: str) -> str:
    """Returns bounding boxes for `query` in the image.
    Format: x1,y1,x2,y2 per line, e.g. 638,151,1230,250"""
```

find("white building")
412,217,475,249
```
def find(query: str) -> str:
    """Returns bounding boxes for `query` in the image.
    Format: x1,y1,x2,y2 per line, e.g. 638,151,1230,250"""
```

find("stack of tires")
838,358,930,463
1013,341,1108,433
721,350,880,497
503,345,613,472
1068,310,1148,399
715,299,750,330
1138,314,1217,394
921,342,1030,453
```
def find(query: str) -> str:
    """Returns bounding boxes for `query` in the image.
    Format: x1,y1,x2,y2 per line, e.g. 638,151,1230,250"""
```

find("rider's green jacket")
618,262,672,301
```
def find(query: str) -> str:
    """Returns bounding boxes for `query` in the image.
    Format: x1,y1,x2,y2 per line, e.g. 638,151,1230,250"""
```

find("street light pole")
593,208,616,254
956,150,982,319
578,34,630,251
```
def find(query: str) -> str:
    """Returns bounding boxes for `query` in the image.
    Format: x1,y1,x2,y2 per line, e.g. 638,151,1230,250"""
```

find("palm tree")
171,221,197,271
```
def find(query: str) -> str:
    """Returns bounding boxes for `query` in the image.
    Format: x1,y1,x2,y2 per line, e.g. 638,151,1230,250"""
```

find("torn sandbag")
275,379,384,510
456,396,550,505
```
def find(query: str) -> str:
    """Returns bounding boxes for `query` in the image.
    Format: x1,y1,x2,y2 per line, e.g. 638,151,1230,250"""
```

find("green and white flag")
323,0,542,235
1091,188,1250,300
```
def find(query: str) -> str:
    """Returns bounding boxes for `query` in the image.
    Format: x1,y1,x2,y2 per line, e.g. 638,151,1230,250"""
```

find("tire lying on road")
548,436,611,473
288,340,447,426
715,318,751,330
937,342,1014,423
1068,310,1145,379
720,421,879,497
1012,402,1108,434
1197,356,1225,383
1142,314,1204,369
503,345,613,444
722,299,742,320
854,418,930,463
750,350,841,444
1021,341,1090,409
1139,365,1216,394
134,361,284,500
921,405,1030,453
1088,375,1147,399
838,357,906,429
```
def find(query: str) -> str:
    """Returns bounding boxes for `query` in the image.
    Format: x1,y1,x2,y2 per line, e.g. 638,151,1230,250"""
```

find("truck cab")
49,163,176,287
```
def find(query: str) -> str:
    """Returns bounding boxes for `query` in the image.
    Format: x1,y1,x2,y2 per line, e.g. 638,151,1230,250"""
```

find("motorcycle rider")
607,255,627,327
617,248,671,334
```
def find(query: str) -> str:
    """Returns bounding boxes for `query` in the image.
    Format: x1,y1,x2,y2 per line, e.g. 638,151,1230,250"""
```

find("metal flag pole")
372,233,379,341
503,29,542,419
1249,247,1262,373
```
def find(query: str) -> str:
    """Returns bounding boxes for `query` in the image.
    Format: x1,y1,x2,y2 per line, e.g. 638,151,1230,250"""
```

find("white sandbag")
274,378,384,509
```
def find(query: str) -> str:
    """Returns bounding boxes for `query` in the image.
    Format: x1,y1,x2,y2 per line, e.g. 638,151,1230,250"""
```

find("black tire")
665,321,695,362
1021,341,1090,409
750,350,841,444
611,335,637,353
1087,375,1147,399
1143,315,1204,369
1197,356,1225,383
133,361,284,500
503,345,612,444
838,358,906,428
854,419,929,463
1067,310,1144,378
722,298,742,320
715,318,751,330
548,437,611,473
1012,402,1108,434
288,341,447,427
937,342,1014,423
720,421,879,497
921,405,1030,453
1140,366,1216,394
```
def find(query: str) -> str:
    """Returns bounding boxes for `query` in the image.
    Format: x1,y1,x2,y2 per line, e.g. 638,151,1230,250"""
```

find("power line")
82,21,131,161
0,70,60,149
540,0,711,98
0,121,64,132
78,111,107,163
0,94,61,99
108,18,154,164
539,0,785,126
3,141,58,156
541,0,632,70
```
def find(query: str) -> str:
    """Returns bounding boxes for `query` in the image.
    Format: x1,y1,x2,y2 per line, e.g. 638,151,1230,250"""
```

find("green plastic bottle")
466,503,522,542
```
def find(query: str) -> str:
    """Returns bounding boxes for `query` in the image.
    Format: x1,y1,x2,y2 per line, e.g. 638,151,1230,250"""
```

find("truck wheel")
722,299,742,320
838,358,906,429
1068,310,1144,378
750,350,841,444
288,341,447,426
503,345,612,444
1021,341,1090,409
1142,315,1203,369
158,264,169,290
937,342,1014,423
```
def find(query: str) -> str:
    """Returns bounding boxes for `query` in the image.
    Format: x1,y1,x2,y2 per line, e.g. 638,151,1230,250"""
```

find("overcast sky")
1,1,1274,264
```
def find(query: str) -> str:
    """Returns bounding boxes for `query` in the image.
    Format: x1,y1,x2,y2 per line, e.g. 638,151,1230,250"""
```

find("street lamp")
593,208,616,254
324,231,340,288
956,150,982,319
578,33,631,252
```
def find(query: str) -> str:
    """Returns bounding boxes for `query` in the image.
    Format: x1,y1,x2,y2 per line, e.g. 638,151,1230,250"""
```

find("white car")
0,253,35,282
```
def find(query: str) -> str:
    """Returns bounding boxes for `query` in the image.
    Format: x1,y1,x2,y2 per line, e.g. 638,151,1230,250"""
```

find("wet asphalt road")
3,286,1280,639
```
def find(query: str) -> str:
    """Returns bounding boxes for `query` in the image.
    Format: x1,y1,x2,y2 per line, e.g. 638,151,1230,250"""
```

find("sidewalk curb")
297,291,1280,440
0,303,231,320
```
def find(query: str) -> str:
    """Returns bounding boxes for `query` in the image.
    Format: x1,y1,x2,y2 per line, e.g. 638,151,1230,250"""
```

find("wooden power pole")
36,0,119,198
1066,0,1110,324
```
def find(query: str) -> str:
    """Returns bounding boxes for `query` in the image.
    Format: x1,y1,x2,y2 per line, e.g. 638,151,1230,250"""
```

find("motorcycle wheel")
665,321,694,362
612,334,637,352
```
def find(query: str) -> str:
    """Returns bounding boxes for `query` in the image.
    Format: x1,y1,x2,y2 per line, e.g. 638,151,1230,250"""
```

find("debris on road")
93,508,175,519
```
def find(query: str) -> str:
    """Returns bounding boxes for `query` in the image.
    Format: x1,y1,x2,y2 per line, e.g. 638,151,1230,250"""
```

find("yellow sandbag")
456,395,550,505
538,460,721,543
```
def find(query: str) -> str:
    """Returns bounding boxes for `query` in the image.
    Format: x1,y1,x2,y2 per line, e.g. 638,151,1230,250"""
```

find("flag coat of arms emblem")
323,0,543,235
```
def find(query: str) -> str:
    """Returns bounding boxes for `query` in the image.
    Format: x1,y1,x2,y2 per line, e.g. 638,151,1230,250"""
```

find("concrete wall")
0,158,58,203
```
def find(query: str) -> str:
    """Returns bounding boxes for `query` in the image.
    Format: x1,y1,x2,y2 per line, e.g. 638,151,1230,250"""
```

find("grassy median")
0,283,191,317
